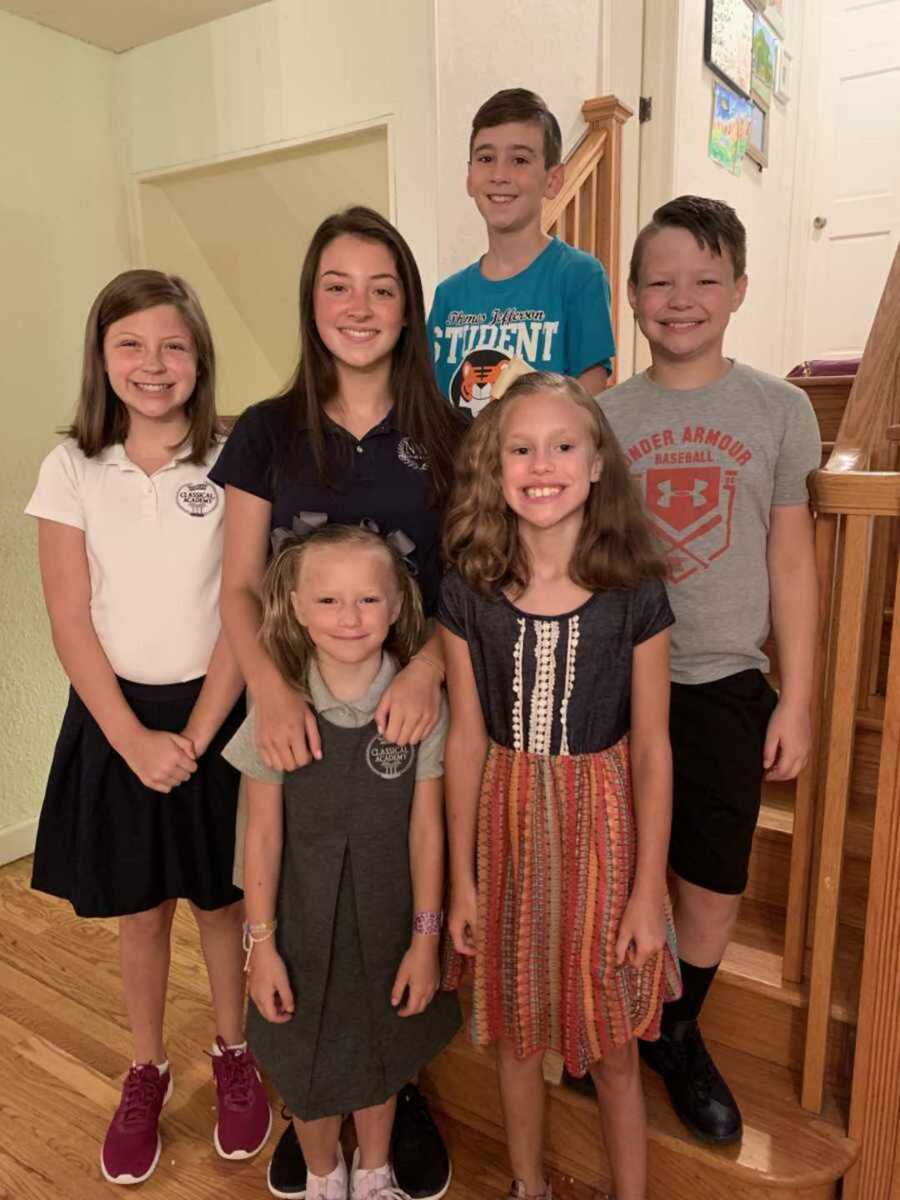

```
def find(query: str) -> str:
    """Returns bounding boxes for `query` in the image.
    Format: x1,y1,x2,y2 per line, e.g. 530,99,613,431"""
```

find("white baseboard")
0,817,38,866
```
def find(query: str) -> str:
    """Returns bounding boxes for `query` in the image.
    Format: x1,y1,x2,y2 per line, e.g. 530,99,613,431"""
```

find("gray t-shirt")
223,653,448,783
599,363,821,685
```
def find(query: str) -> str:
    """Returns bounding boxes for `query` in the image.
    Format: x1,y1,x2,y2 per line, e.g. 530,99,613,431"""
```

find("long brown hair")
443,371,667,598
68,269,218,462
273,206,465,503
260,524,425,693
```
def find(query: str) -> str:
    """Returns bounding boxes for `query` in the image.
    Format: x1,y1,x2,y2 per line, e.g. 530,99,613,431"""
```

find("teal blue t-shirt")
428,237,615,414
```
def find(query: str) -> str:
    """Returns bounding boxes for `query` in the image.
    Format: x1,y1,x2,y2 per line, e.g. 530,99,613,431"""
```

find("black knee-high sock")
662,959,719,1032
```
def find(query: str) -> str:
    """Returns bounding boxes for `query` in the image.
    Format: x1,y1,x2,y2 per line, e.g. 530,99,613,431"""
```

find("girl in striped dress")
439,370,680,1200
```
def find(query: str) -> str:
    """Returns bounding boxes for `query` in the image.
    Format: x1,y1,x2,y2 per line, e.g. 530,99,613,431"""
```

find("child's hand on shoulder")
448,878,478,958
248,941,295,1024
375,657,441,747
391,938,440,1017
119,727,197,794
255,674,322,772
763,698,811,781
616,889,667,971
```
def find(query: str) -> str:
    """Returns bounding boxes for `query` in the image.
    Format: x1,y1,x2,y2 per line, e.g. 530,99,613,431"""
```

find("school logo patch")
365,734,414,781
644,466,736,583
449,348,512,416
176,481,219,517
397,436,429,471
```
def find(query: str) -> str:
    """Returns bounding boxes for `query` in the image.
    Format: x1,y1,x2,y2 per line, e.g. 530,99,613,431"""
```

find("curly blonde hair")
442,371,667,598
260,525,425,693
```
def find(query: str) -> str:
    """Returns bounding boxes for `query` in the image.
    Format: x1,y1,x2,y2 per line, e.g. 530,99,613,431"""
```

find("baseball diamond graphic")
644,466,737,582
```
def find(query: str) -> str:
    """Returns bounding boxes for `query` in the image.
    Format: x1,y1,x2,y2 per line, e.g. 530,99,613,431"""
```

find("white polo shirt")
26,437,227,685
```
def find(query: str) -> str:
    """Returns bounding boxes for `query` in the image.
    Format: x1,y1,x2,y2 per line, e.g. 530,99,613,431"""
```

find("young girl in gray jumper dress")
224,523,460,1200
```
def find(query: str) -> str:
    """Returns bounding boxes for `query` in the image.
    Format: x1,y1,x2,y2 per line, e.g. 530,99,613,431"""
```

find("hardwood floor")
0,856,595,1200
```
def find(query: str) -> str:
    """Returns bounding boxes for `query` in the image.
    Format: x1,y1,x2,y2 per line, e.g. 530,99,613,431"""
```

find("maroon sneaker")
211,1036,272,1159
100,1062,172,1185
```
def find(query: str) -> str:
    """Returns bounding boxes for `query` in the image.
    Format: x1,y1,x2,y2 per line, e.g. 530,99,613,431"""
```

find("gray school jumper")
224,659,460,1120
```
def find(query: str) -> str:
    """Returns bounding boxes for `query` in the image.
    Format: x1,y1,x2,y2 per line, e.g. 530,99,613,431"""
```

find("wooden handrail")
541,95,632,379
827,244,900,472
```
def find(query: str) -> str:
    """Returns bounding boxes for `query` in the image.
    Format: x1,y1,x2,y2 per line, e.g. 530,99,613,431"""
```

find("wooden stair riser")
747,826,871,930
702,976,854,1092
422,1036,850,1200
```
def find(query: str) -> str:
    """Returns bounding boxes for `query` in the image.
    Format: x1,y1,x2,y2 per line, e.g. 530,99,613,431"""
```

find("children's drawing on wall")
709,81,753,175
752,14,781,106
704,0,755,97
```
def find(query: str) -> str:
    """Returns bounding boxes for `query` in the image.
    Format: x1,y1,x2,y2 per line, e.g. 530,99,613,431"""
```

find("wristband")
413,910,443,936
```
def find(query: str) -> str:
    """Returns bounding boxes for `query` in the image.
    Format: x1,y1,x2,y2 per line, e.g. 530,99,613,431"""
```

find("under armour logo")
656,478,708,509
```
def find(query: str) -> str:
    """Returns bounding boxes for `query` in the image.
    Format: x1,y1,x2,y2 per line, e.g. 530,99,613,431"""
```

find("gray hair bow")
270,511,418,576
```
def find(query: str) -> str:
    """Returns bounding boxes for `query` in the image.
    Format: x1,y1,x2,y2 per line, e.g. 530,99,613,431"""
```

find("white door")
802,0,900,360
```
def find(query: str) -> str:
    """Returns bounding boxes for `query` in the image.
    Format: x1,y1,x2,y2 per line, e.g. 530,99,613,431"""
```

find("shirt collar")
302,407,399,437
94,437,217,472
307,652,398,718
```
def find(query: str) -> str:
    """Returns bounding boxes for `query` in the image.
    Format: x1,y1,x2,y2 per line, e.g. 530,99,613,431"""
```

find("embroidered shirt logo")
176,482,219,517
366,734,414,780
397,437,429,471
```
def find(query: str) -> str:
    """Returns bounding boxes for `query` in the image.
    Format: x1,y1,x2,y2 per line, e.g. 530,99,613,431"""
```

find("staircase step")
423,1031,857,1199
701,898,862,1090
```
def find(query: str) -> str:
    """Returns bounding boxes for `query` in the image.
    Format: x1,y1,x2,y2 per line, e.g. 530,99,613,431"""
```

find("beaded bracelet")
242,919,278,973
413,910,443,936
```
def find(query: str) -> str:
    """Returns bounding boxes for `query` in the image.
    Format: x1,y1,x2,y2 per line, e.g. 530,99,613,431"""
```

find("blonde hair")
68,269,219,462
443,371,668,598
260,525,425,693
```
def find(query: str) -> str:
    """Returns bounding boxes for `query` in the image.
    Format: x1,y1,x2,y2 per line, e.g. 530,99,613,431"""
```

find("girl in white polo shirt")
26,270,270,1186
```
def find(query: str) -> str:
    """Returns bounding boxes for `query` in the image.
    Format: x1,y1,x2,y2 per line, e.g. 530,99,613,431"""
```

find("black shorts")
668,669,778,896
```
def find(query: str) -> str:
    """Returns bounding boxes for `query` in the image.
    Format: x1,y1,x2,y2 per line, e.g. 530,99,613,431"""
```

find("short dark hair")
629,195,747,284
469,88,562,168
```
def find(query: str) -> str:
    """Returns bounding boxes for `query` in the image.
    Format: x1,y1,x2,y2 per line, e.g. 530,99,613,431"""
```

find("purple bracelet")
413,910,443,936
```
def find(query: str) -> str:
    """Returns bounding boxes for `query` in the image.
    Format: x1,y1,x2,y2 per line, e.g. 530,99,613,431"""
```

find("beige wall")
0,12,131,859
118,0,439,296
434,0,604,281
139,128,390,414
641,0,811,376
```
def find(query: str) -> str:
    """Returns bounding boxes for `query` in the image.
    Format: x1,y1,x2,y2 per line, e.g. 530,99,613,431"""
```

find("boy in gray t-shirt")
599,196,820,1145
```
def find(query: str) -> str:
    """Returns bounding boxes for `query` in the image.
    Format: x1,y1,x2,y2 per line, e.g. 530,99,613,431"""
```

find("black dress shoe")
639,1019,742,1144
390,1083,452,1200
267,1115,307,1199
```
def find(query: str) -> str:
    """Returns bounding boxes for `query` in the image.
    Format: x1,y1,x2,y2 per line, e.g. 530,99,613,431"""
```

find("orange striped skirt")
444,736,681,1076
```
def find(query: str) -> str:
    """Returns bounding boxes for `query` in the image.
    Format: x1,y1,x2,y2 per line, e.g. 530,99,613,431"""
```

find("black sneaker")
390,1083,451,1200
639,1019,742,1144
266,1114,307,1199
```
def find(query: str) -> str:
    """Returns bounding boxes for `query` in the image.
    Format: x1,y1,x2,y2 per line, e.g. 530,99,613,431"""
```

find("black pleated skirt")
31,678,245,918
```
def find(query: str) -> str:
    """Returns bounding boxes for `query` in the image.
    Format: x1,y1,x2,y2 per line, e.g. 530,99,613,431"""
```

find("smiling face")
628,225,747,368
103,304,197,427
629,225,748,368
500,390,601,533
291,543,401,672
313,234,406,377
467,120,563,235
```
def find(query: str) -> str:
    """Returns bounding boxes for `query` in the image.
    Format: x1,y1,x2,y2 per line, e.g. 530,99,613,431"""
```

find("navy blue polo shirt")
209,397,442,615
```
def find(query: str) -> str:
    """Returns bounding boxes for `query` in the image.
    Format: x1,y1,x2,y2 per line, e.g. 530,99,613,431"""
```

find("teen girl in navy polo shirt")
210,207,466,1200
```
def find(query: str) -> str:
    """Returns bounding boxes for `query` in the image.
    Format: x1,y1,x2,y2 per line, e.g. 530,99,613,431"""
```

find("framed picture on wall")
747,93,770,167
767,0,786,39
775,48,793,101
704,0,755,98
751,13,781,106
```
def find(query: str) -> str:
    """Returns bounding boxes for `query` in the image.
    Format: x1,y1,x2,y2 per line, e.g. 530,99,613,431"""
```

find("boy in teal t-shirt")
429,89,615,414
